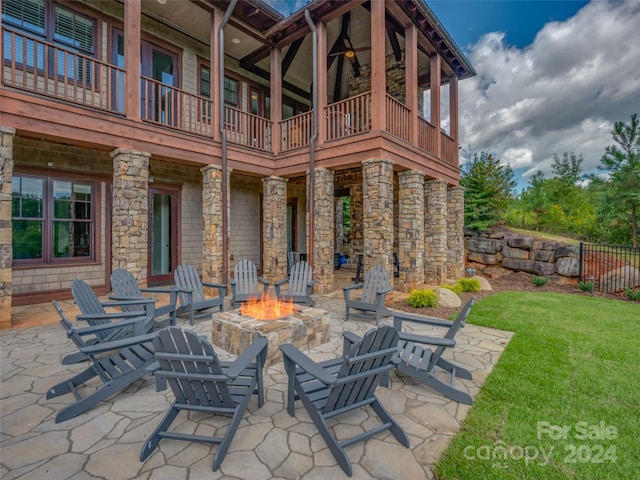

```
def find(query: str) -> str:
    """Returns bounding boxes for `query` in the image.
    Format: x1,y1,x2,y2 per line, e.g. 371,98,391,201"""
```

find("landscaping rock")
599,265,640,292
467,252,502,265
466,237,502,254
502,258,556,276
555,245,579,258
505,236,534,250
482,266,511,278
533,239,557,251
532,249,556,262
435,288,462,308
503,245,530,260
471,275,492,291
556,257,580,277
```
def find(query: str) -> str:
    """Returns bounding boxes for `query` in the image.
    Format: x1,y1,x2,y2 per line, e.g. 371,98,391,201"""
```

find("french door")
148,188,179,284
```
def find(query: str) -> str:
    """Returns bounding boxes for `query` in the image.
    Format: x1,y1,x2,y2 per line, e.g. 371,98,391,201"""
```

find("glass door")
148,188,178,284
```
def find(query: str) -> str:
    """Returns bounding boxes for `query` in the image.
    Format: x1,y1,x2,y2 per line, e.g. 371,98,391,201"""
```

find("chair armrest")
141,286,180,294
399,332,455,347
73,315,152,335
274,278,288,287
307,279,318,287
391,310,453,329
258,277,270,286
343,283,363,291
101,297,157,309
377,286,393,295
76,310,153,322
225,337,268,379
78,332,157,354
280,343,337,385
342,331,361,356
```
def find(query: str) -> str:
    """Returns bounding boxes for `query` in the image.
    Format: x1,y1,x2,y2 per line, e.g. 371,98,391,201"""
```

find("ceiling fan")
327,12,370,77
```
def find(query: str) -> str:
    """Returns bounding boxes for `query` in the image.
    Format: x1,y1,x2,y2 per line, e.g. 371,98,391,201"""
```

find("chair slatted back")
53,301,89,351
287,251,298,274
431,296,476,367
153,327,234,408
174,264,206,307
288,261,313,296
324,326,399,413
72,279,111,339
360,265,390,304
110,268,144,313
234,259,261,296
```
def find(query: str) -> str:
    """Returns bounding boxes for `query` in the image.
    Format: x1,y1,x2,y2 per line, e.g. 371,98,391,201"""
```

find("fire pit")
212,295,330,369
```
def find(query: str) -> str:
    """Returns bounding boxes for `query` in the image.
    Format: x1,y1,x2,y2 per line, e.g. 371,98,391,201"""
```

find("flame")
240,293,297,320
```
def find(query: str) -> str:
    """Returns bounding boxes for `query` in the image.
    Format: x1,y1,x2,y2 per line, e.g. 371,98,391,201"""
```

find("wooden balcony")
2,26,458,175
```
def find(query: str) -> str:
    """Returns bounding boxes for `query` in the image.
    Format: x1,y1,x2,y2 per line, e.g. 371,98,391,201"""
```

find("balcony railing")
2,26,124,114
385,94,410,142
325,92,371,142
418,116,436,152
224,105,272,152
281,111,312,151
441,131,457,165
140,76,212,136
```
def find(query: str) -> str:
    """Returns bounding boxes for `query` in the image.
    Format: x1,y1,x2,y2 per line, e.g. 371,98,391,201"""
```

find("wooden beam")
387,22,402,62
239,45,271,69
333,53,345,102
370,0,386,131
406,23,418,145
124,0,141,121
271,46,283,154
430,53,441,157
282,38,303,76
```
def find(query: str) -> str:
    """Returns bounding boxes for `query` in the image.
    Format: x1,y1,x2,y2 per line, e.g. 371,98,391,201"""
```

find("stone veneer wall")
362,159,394,280
111,149,149,286
0,127,15,330
447,186,465,279
397,170,425,292
424,179,447,284
310,168,334,294
262,176,288,282
201,165,229,284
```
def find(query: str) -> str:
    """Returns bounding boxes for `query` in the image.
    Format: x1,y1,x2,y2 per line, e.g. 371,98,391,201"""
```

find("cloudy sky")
267,0,640,190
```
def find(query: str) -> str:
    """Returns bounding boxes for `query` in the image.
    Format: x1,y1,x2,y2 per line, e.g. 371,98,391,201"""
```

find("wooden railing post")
124,0,141,122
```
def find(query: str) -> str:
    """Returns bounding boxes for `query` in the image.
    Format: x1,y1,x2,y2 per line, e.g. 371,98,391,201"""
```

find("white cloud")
459,0,640,188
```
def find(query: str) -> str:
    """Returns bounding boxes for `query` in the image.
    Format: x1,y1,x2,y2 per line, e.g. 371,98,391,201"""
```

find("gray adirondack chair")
343,264,392,325
274,260,317,306
140,327,267,472
287,251,299,275
64,278,156,365
110,268,177,328
280,325,409,477
173,264,226,325
48,301,157,423
390,296,476,405
229,259,270,308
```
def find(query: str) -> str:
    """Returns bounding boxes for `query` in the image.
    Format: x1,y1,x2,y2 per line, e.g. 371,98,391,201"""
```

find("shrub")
408,289,438,308
532,276,549,287
625,288,640,302
578,281,596,293
458,278,481,292
440,283,463,296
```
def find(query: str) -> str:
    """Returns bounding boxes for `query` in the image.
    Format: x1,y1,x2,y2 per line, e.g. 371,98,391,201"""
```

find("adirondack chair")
280,325,409,477
287,251,299,275
140,327,268,472
110,268,177,328
48,301,157,423
390,296,477,405
229,259,270,308
64,279,157,365
173,264,227,325
274,260,317,306
343,264,392,325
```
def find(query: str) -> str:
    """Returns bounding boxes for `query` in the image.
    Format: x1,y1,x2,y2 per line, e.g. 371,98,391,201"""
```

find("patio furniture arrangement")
229,259,270,308
173,264,227,325
110,267,177,328
64,278,156,365
274,260,317,306
390,296,477,405
280,325,409,477
343,264,392,325
140,327,267,471
48,301,157,423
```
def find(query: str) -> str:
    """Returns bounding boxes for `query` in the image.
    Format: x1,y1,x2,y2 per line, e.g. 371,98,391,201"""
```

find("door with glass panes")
148,188,179,284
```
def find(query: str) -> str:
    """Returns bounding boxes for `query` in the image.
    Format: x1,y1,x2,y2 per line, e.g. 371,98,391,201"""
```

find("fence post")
578,242,584,282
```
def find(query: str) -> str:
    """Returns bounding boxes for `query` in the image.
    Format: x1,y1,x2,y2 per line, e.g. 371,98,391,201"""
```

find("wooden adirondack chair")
390,296,476,405
110,268,177,328
274,260,317,306
48,301,157,423
229,259,270,308
287,251,299,275
140,327,268,472
343,264,392,325
64,279,156,365
173,264,227,325
280,325,409,477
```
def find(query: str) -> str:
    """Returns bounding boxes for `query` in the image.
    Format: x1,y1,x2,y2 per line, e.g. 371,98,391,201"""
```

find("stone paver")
1,294,512,479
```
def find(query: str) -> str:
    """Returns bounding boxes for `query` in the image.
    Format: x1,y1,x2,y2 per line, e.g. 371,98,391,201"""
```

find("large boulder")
467,251,502,265
556,257,580,277
502,258,556,276
471,275,492,291
600,265,640,292
505,236,534,250
555,245,579,258
532,249,556,262
503,245,530,260
533,239,557,251
466,237,502,254
435,288,462,308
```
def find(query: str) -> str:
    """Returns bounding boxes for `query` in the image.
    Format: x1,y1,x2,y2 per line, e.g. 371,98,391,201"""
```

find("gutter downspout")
219,0,237,282
304,9,317,266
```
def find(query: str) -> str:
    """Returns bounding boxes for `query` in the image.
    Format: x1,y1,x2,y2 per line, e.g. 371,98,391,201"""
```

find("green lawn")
434,292,640,480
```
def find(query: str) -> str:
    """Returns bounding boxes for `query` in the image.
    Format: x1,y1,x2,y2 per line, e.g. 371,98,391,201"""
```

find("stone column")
350,183,364,256
447,185,465,280
363,158,394,281
0,127,16,330
111,148,150,286
309,168,334,294
262,176,288,282
202,165,230,285
424,179,447,284
335,197,343,254
398,170,425,292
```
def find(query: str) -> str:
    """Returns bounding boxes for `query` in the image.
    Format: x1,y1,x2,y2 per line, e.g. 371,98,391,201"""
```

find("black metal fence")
579,242,640,293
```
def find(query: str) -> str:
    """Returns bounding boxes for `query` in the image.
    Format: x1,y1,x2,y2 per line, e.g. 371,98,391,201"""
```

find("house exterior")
0,0,475,329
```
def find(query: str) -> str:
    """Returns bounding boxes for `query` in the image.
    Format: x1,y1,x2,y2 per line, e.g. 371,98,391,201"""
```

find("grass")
434,292,640,480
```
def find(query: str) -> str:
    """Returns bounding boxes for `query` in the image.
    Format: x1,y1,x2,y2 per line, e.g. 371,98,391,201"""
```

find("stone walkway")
1,293,512,479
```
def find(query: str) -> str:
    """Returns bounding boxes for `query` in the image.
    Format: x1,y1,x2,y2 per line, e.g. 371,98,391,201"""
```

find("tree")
549,152,584,219
521,171,549,231
461,151,516,231
599,114,640,248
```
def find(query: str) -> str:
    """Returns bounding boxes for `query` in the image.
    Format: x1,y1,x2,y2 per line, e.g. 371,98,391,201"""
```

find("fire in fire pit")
240,293,297,321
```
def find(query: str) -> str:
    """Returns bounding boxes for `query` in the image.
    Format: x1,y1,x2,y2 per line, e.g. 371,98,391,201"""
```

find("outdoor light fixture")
344,49,355,58
157,0,167,4
232,38,241,44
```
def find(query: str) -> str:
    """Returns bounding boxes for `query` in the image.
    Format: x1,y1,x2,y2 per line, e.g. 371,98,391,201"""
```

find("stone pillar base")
1,127,16,330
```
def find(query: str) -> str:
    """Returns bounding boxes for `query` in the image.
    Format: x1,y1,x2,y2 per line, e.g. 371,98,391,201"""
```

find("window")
2,0,96,83
198,63,212,120
12,175,95,263
223,76,238,106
